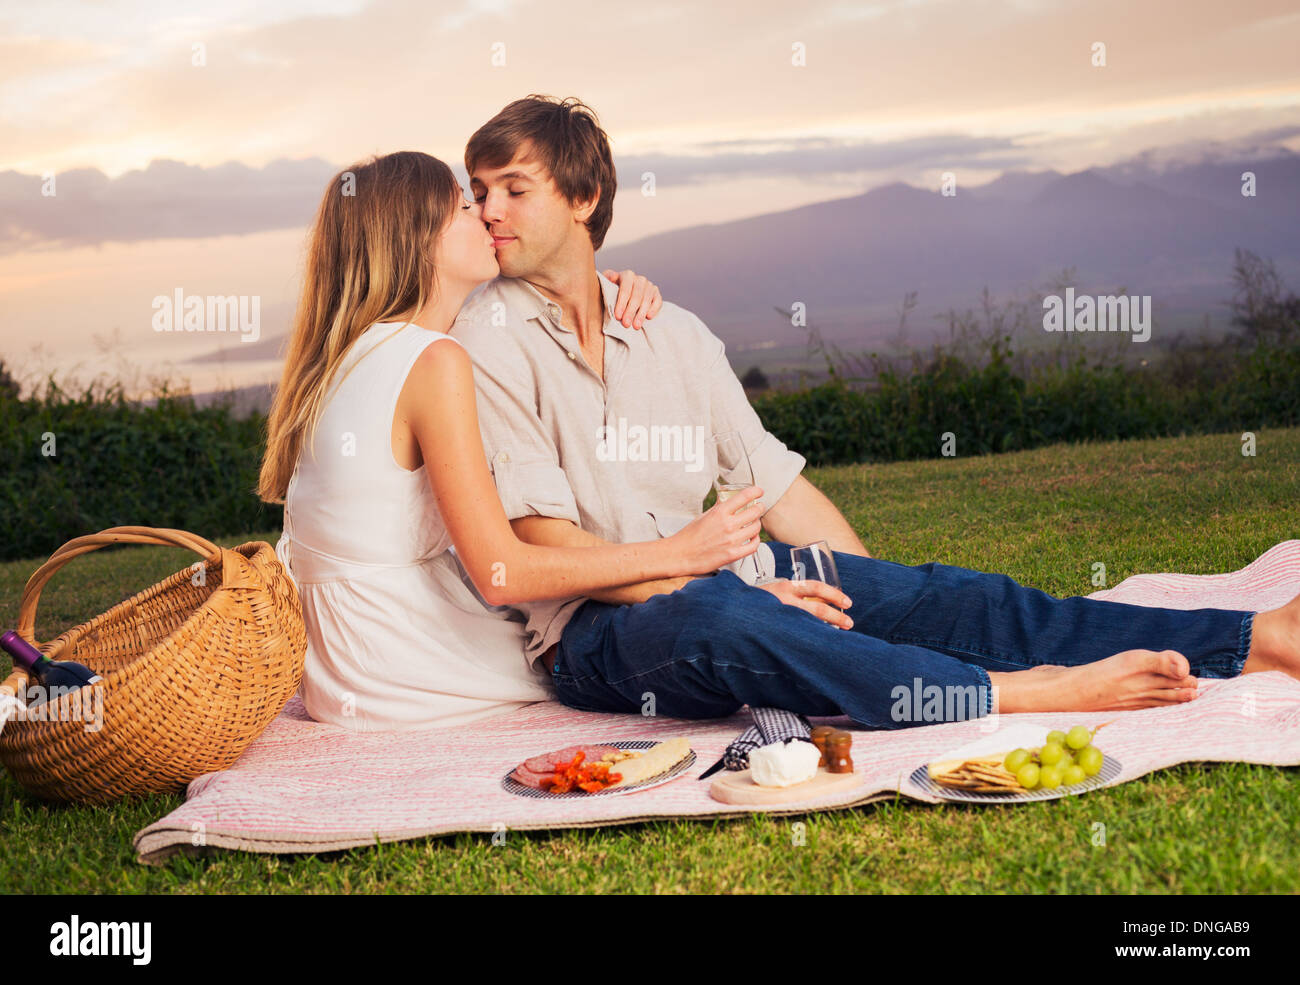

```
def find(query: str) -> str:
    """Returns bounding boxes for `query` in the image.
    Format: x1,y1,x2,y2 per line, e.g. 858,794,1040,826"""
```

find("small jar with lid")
809,725,837,767
826,730,854,773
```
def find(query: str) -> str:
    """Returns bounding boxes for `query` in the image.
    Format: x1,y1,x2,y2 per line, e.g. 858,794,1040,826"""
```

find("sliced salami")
522,744,619,774
510,764,554,789
522,746,577,773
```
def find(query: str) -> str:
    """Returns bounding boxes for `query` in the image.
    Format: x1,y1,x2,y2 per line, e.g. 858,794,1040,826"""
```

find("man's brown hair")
465,94,617,251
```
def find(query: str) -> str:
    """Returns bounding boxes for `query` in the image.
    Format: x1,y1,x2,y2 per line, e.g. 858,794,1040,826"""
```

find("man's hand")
756,578,854,629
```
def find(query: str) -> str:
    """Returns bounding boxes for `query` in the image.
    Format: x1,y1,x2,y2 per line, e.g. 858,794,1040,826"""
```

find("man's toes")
1146,686,1198,703
1157,649,1190,680
1140,672,1197,691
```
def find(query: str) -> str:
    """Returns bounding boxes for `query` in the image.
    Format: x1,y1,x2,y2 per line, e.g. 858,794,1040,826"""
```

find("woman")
258,151,764,731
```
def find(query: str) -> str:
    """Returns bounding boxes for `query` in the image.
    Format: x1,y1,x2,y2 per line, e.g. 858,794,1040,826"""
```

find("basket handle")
1,527,225,699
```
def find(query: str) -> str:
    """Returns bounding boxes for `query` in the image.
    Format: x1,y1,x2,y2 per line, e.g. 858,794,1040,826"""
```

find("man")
450,95,1300,729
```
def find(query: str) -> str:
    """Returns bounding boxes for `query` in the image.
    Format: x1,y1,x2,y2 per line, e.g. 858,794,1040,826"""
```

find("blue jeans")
551,543,1256,729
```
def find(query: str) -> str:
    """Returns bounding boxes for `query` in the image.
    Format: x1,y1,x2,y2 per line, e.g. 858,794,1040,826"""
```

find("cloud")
620,133,1037,185
0,132,1040,250
5,121,1298,250
6,0,1300,183
0,156,336,252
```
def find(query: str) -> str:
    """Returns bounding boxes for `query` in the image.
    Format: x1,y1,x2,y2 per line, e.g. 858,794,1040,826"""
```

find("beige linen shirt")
451,270,806,668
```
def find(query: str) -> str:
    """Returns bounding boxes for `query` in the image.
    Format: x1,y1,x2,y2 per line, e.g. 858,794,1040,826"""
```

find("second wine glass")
789,541,841,593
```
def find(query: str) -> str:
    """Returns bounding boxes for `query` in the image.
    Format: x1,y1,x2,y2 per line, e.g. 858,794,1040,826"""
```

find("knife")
697,754,728,780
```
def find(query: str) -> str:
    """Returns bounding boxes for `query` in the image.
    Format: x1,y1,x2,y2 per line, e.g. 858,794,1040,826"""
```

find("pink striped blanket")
133,541,1300,864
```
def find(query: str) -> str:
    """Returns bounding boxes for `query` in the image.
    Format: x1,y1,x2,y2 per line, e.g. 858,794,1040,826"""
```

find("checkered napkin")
722,706,815,770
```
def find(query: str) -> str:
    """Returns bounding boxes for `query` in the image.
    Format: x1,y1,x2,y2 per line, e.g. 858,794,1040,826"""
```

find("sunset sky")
3,0,1299,394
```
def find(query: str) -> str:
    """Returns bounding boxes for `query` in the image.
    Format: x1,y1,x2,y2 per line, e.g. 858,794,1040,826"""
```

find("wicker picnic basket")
0,526,306,804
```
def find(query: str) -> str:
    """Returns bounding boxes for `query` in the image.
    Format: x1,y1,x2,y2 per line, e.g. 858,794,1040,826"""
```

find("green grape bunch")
1003,723,1110,791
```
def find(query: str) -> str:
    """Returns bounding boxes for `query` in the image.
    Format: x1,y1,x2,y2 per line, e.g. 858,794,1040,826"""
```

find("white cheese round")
749,739,821,787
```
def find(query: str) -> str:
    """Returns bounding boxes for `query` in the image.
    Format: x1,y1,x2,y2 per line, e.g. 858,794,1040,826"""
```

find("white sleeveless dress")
273,321,552,731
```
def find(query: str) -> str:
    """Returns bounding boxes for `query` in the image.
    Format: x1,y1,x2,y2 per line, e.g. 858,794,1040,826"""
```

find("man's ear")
573,187,600,222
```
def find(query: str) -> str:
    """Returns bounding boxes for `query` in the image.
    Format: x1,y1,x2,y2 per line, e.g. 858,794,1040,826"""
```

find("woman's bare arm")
405,338,761,606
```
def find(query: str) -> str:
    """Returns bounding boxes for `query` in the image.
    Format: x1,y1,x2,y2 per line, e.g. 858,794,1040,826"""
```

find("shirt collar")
596,271,641,345
504,270,640,345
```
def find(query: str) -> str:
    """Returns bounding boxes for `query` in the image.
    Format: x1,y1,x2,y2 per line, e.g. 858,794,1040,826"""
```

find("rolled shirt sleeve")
700,315,806,507
487,450,579,525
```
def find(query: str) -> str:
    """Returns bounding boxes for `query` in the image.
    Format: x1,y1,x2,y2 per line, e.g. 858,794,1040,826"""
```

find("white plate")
909,754,1122,803
502,739,696,798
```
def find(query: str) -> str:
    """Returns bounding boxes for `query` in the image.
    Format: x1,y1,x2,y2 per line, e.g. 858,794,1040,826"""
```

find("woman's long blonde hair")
258,151,460,504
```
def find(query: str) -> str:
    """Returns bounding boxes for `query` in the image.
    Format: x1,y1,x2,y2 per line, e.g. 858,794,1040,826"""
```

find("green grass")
2,427,1298,893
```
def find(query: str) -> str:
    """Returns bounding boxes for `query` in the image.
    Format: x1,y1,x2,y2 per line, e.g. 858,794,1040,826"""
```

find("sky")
2,0,1299,394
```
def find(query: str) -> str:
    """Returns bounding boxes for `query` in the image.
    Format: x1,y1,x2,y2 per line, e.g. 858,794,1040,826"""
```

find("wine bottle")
1,629,102,694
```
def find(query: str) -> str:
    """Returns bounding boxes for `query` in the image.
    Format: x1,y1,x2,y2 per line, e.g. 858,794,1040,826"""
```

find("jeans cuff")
1231,611,1255,677
972,664,994,718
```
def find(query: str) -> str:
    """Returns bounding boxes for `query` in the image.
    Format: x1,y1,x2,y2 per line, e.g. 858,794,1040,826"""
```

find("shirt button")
567,351,576,360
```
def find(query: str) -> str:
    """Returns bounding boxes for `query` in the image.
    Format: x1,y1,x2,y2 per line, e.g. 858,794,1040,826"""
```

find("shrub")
753,338,1300,468
0,382,279,562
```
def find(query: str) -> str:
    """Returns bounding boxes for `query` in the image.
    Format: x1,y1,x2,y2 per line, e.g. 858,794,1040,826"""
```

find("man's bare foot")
988,650,1200,714
1243,589,1300,681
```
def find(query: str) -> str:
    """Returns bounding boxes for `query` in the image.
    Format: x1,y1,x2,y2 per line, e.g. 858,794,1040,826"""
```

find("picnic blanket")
132,541,1300,865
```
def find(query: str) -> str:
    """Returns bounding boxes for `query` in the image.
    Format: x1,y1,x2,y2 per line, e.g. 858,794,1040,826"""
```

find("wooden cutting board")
709,766,862,805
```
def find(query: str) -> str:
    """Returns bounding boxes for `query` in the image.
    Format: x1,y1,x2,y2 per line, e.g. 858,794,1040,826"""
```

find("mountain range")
189,148,1300,368
596,150,1300,352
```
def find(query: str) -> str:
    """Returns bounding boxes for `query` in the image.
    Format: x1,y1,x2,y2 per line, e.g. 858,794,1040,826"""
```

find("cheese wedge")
606,737,692,787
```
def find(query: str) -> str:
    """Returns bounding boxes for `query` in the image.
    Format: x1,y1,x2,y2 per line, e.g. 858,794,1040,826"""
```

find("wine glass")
790,540,842,598
710,431,767,581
